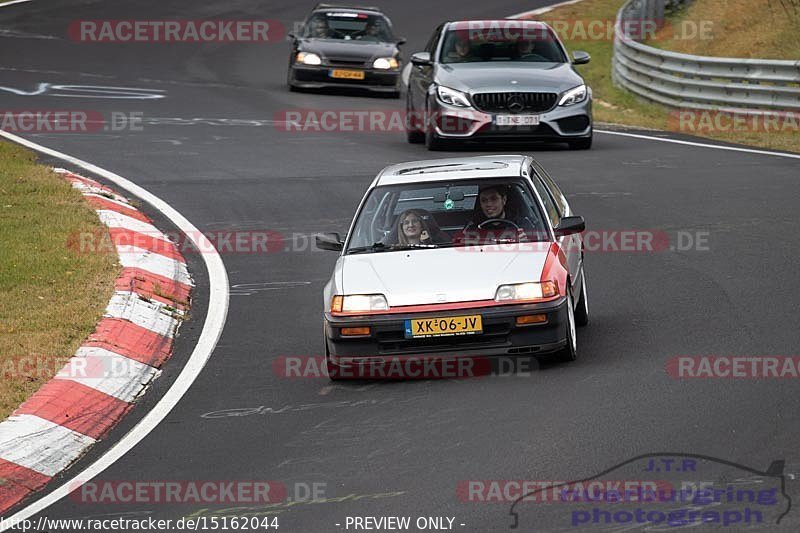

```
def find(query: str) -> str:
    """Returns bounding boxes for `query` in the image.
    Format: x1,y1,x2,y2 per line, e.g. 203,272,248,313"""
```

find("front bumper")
289,65,401,92
325,298,568,364
428,96,592,142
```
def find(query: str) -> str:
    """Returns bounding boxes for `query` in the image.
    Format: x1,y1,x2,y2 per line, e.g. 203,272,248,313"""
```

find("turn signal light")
341,327,371,336
516,314,548,326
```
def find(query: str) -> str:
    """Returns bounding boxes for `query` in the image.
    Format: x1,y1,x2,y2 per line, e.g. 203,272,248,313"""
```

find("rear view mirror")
434,190,465,203
554,216,585,237
315,232,344,252
572,51,591,65
411,52,432,66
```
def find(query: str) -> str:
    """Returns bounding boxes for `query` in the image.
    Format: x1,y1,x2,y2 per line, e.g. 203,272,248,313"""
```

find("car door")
409,24,442,114
529,167,582,294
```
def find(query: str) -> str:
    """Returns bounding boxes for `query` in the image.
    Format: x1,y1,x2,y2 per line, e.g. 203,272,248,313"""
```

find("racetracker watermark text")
1,110,143,133
68,20,285,42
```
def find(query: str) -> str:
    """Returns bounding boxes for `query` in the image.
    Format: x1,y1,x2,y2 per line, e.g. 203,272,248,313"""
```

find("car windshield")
345,178,550,254
303,12,394,42
439,25,567,64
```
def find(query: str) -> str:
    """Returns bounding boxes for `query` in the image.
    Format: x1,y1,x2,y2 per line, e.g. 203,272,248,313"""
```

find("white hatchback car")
317,155,588,379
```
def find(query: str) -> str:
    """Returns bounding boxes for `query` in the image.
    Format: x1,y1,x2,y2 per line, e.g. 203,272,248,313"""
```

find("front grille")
327,59,367,67
472,92,558,114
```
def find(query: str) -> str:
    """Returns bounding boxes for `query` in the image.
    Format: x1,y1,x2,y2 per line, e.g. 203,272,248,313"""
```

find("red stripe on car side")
539,242,569,296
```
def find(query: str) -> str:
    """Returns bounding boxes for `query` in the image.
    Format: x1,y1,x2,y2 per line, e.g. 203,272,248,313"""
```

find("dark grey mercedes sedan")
406,20,593,150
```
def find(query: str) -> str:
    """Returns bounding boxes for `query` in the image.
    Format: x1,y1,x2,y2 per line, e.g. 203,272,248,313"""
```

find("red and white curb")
0,169,193,514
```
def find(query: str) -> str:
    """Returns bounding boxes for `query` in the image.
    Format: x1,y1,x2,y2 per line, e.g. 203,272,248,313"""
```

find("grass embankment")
0,141,119,419
650,0,800,59
529,0,800,153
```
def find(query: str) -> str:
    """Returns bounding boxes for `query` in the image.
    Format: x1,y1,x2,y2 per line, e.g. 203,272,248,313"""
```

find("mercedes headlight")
559,84,588,106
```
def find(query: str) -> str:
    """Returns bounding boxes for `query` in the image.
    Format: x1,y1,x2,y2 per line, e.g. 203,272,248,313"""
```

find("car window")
345,178,550,253
424,24,444,53
531,176,561,229
304,12,394,41
531,163,568,215
439,26,567,64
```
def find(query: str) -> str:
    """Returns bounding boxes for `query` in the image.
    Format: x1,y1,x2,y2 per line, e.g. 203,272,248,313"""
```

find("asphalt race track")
2,0,800,531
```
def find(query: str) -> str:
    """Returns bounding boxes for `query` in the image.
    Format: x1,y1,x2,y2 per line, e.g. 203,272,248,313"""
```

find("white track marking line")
0,0,34,8
595,129,800,160
59,348,161,403
0,130,229,529
0,415,96,477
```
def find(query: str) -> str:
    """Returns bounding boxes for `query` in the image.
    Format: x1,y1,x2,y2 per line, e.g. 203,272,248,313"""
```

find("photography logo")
508,453,791,530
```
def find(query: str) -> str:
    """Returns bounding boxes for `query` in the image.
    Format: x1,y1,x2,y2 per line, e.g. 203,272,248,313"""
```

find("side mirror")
396,37,407,46
410,51,432,66
554,216,585,237
572,51,591,65
315,232,344,252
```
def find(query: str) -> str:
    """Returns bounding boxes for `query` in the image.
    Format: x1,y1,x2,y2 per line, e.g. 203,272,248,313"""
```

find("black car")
287,4,405,97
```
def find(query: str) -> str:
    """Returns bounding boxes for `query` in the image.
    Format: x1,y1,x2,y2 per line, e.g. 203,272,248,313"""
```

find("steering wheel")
477,218,520,231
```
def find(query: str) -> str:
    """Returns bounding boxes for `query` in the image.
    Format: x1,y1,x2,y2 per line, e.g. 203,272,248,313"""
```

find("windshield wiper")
347,242,438,254
347,242,390,254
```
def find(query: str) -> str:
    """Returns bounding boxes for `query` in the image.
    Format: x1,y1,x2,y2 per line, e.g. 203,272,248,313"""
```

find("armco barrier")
612,0,800,112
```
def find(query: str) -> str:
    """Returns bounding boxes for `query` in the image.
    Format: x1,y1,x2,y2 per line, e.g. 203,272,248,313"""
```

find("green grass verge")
0,141,119,419
529,0,800,154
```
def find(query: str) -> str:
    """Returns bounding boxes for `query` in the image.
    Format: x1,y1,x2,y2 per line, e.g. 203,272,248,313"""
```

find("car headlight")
495,281,558,302
559,84,588,106
296,52,322,66
331,294,389,313
437,86,472,108
373,57,399,70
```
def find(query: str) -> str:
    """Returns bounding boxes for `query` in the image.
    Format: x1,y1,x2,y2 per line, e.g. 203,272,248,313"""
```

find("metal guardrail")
612,0,800,112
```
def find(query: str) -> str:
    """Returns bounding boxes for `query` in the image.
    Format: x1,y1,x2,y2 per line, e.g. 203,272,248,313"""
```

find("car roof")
312,4,385,15
444,19,550,29
375,155,530,186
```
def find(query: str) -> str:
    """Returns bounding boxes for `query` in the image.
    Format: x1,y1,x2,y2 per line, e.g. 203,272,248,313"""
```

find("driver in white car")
462,184,541,240
478,185,508,220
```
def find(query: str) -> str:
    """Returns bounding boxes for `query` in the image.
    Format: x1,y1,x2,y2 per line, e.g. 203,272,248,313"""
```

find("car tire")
324,342,344,381
287,70,300,92
424,120,449,151
405,96,425,144
423,101,450,151
568,135,592,150
575,269,589,327
425,128,448,151
555,287,578,362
